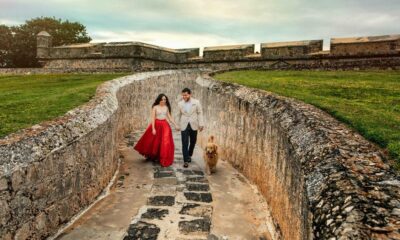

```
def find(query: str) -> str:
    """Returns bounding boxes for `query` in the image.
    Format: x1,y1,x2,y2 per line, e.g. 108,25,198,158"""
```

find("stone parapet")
261,40,323,59
203,44,255,61
331,34,400,56
31,31,400,71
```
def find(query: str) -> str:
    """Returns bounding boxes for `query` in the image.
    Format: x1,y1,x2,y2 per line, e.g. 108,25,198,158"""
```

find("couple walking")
134,88,204,168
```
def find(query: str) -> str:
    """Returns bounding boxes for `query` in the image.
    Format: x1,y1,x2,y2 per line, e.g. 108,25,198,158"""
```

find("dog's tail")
208,135,215,143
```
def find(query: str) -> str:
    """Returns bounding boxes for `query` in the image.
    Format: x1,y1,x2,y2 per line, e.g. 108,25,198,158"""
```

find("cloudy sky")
1,0,399,50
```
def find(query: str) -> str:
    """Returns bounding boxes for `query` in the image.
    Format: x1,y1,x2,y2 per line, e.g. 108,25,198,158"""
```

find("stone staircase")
122,133,215,240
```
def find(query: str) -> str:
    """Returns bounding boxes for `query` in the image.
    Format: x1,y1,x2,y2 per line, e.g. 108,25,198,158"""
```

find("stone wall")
183,56,400,71
191,74,400,239
0,68,130,75
0,70,198,239
1,70,400,239
33,32,400,72
261,40,323,59
44,41,198,64
203,44,255,61
331,35,400,56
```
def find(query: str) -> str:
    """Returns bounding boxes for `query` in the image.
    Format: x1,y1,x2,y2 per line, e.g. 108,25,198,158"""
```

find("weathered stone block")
14,222,31,240
148,196,175,206
178,218,211,234
186,183,210,192
11,168,25,192
141,208,169,220
0,199,11,226
0,177,8,191
184,192,212,203
179,203,212,218
124,221,160,240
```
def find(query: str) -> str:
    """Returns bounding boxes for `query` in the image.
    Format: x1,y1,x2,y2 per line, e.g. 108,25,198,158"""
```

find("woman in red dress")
134,94,180,167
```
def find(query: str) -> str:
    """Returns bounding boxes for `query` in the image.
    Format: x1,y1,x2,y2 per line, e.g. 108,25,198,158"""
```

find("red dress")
134,119,174,167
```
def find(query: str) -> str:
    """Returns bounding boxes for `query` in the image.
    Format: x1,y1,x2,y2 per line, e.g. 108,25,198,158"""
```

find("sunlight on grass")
0,73,128,138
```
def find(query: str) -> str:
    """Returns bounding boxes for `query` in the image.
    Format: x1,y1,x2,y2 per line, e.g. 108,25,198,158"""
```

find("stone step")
179,203,213,218
186,183,210,192
148,196,176,206
184,192,213,203
123,132,214,239
178,218,211,234
186,176,208,183
124,221,160,240
141,208,169,220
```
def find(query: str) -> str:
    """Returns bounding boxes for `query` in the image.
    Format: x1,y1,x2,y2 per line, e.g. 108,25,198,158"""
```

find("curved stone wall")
1,70,399,239
0,70,198,239
192,74,400,239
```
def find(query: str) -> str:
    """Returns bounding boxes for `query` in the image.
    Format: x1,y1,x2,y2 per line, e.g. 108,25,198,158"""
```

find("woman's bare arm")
167,111,180,130
151,107,156,135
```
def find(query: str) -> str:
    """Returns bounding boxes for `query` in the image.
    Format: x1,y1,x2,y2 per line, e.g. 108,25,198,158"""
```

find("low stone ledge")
0,68,130,75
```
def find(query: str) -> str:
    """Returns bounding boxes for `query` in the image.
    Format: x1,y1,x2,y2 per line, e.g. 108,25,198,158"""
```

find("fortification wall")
261,40,323,59
183,56,400,71
331,35,400,56
1,70,399,239
203,44,255,61
46,42,199,64
34,32,400,71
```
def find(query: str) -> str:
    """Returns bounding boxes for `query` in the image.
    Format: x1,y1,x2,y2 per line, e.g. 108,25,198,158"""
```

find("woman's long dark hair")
152,93,171,113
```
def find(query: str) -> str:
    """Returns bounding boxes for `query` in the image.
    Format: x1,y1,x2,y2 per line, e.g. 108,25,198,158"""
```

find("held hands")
152,128,156,135
175,125,180,131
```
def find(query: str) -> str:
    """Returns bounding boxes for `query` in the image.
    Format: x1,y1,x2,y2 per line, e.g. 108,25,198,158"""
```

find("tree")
0,25,13,67
0,17,91,67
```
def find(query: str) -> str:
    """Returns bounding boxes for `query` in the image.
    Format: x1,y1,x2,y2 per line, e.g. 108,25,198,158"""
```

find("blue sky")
1,0,399,50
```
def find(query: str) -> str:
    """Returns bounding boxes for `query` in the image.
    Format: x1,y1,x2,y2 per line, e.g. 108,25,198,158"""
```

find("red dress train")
134,119,174,167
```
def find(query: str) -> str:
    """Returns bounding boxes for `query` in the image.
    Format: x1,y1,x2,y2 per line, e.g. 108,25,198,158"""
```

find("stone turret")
36,31,52,59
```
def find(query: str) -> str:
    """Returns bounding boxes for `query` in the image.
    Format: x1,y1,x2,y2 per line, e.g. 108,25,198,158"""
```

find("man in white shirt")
178,88,204,168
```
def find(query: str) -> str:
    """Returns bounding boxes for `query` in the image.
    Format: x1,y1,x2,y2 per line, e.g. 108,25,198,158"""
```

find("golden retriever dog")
203,135,219,175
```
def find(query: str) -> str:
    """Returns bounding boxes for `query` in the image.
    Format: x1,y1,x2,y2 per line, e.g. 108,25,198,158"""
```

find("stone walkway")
123,132,214,240
55,130,278,240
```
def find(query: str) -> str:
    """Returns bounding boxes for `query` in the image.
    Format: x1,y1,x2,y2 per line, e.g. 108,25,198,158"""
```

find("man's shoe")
183,162,189,168
188,156,192,163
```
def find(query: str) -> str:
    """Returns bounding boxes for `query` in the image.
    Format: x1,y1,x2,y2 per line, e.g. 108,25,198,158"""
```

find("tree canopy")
0,17,91,67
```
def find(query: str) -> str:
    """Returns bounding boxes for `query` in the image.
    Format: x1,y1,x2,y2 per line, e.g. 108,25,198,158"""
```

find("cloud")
0,0,399,49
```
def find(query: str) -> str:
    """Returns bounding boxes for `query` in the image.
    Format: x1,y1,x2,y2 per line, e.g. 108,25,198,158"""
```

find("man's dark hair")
182,88,191,94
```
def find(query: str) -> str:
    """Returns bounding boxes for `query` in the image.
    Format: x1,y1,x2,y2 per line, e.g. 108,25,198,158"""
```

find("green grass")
0,73,128,138
214,70,400,164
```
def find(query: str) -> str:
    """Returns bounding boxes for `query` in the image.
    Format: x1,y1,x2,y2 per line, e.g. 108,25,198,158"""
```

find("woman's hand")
175,125,180,131
152,128,156,135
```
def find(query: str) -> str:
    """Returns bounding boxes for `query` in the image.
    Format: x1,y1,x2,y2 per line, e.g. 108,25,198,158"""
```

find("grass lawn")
214,70,400,165
0,73,128,138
